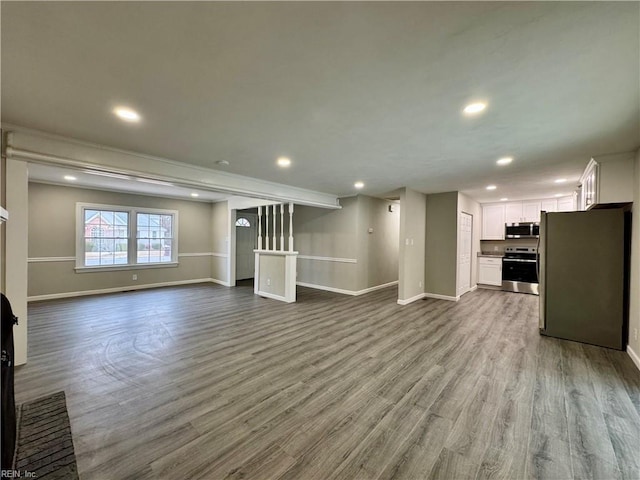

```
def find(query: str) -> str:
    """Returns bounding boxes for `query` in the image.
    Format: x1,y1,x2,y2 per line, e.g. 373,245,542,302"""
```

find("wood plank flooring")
14,283,640,479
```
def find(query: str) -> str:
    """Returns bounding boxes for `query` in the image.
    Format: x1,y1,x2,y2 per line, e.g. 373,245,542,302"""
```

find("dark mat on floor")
14,391,79,479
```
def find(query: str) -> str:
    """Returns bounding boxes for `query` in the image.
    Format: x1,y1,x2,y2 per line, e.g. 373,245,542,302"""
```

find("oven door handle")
503,258,537,263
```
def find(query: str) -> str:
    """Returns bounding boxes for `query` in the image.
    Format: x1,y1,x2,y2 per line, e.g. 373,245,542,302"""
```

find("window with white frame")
76,203,178,270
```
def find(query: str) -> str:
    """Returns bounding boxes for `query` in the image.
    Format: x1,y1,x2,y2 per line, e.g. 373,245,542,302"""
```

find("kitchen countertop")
477,252,504,258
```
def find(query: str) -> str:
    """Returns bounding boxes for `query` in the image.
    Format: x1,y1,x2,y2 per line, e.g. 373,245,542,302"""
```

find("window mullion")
130,209,137,265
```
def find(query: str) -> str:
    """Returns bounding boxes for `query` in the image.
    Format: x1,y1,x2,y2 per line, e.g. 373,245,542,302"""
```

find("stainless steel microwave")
505,222,540,238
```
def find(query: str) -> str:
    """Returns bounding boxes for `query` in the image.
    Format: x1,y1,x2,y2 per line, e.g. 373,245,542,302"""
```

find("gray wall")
424,192,458,297
295,195,399,293
357,195,400,289
28,182,214,297
295,196,359,291
398,188,427,301
629,148,640,358
258,254,286,296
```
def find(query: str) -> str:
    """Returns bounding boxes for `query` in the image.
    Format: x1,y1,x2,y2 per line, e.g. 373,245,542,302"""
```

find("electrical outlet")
634,328,638,341
419,280,423,288
267,278,271,286
493,246,499,252
132,274,137,281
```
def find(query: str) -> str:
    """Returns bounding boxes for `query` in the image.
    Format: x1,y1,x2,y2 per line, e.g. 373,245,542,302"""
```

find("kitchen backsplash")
481,238,538,254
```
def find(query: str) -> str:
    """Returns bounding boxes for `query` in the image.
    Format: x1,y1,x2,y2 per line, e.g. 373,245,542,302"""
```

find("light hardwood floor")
15,283,640,479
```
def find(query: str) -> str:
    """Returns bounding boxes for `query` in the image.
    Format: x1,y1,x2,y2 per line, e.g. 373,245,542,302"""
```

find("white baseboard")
211,278,231,287
296,280,398,296
28,278,218,302
256,290,294,303
397,292,426,305
424,292,460,302
358,281,399,295
296,282,356,296
628,345,640,372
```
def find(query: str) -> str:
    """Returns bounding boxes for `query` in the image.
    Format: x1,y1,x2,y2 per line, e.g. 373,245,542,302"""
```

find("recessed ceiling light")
354,181,364,189
277,157,291,167
554,178,567,184
496,157,513,166
190,193,199,198
463,102,487,115
216,160,230,166
64,175,77,181
500,197,508,201
486,185,497,190
113,106,141,122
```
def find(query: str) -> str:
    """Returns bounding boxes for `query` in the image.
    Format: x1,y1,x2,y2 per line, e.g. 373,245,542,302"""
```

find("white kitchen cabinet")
556,195,575,212
580,159,598,210
505,203,523,224
481,204,505,240
522,201,542,222
540,199,557,213
579,153,635,210
478,257,502,286
505,201,541,223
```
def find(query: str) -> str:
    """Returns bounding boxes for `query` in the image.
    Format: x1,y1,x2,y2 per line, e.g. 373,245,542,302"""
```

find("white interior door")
235,213,257,280
457,212,473,295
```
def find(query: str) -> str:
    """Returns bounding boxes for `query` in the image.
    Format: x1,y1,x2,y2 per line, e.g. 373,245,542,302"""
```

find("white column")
288,202,294,252
265,205,270,250
280,204,284,252
272,204,276,251
5,159,28,365
257,206,262,250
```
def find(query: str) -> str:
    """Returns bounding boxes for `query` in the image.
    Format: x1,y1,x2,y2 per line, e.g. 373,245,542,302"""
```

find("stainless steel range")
502,246,538,295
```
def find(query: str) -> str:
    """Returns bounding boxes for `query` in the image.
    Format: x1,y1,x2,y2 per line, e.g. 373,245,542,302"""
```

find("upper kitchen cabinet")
556,195,576,212
579,152,635,210
482,204,506,240
580,160,598,209
481,195,576,239
540,199,557,213
505,201,541,223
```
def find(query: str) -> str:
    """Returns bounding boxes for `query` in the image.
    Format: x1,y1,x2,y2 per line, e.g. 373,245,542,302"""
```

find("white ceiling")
2,2,639,203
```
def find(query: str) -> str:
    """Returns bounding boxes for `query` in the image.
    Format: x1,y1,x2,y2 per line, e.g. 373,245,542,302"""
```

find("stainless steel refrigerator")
538,204,631,350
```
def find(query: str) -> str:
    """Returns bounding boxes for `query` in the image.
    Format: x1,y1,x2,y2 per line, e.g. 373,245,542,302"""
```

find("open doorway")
235,209,258,287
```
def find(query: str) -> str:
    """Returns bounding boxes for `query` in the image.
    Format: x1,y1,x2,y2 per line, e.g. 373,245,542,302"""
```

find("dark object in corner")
1,293,19,471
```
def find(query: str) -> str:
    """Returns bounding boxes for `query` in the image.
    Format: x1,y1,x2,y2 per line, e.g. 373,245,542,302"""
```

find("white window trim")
75,202,179,272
